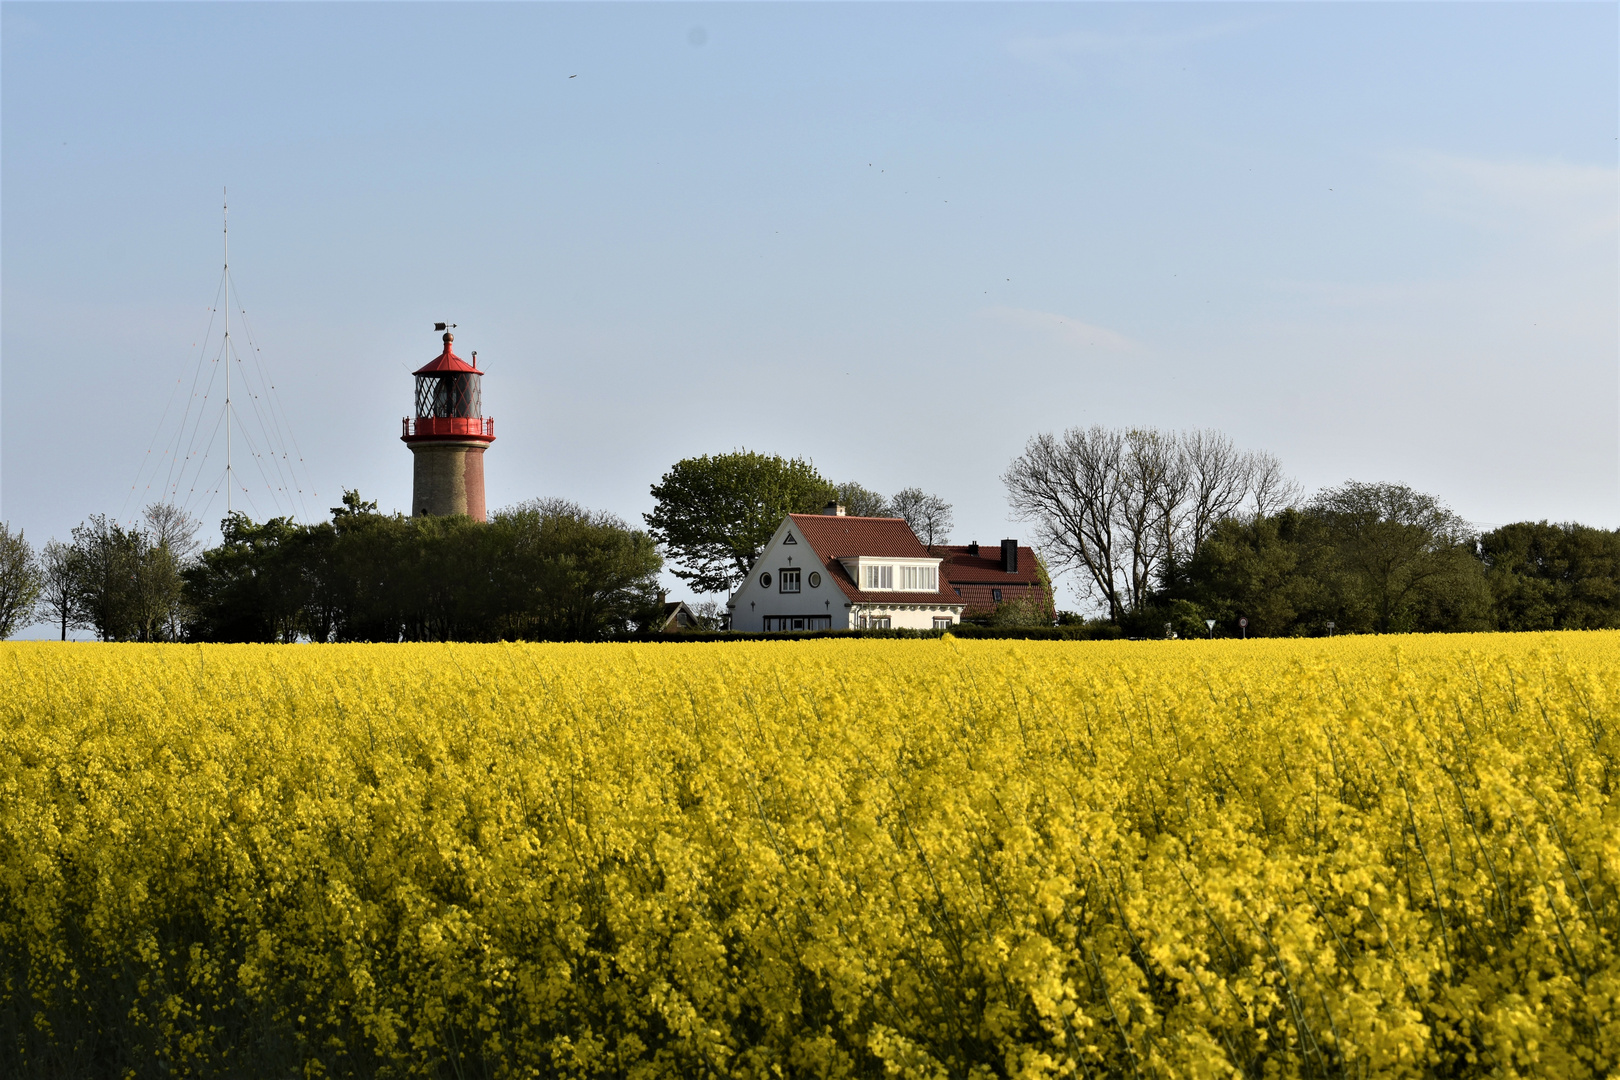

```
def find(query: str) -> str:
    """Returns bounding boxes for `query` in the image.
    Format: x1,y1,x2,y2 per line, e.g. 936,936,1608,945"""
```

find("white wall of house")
850,604,961,631
727,517,855,632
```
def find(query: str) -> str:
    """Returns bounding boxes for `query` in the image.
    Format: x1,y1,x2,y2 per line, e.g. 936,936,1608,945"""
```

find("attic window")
992,589,1003,602
783,533,797,544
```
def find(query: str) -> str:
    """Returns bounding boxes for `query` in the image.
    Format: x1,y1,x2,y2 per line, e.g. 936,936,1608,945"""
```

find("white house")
727,504,967,632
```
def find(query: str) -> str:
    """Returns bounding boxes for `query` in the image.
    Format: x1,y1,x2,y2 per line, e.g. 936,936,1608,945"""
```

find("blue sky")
3,2,1616,615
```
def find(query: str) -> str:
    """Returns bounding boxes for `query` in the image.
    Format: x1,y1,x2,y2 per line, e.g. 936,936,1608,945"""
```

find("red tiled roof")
785,514,962,607
413,334,480,376
938,544,1048,611
787,514,929,558
951,582,1047,610
938,544,1042,583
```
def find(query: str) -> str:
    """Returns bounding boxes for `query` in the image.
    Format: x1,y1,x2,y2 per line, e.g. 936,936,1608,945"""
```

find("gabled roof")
786,514,929,559
413,333,480,376
783,514,961,607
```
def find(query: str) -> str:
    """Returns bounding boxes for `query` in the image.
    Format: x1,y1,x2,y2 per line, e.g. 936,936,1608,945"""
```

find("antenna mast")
223,188,232,515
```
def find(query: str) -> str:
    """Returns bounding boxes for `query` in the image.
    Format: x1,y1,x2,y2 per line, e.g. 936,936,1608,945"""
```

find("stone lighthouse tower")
401,328,495,520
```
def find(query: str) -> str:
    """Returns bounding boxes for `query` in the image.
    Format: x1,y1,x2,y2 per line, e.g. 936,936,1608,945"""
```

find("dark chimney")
824,502,846,516
967,541,980,556
1001,539,1018,573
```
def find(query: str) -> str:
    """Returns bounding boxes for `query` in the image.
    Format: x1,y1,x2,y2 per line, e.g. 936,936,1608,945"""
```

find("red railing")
401,416,495,439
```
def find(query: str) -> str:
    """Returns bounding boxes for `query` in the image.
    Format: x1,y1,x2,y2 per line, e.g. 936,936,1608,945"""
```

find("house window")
864,565,893,589
933,616,953,630
808,571,821,588
901,565,936,591
992,588,1003,602
779,568,801,593
866,615,891,630
953,587,962,597
764,615,832,632
759,572,772,588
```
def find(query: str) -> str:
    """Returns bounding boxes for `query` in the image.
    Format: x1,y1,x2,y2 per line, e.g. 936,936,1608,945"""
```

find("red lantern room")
401,329,495,520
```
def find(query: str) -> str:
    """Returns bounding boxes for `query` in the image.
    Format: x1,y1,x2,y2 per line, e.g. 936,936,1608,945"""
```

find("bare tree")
1248,451,1303,519
1179,429,1252,555
1120,428,1185,608
890,488,954,549
143,503,201,564
0,523,43,639
1004,427,1129,620
1006,425,1301,620
36,539,88,641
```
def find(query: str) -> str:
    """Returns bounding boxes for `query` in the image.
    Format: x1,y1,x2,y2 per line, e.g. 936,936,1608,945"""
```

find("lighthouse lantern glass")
415,372,482,419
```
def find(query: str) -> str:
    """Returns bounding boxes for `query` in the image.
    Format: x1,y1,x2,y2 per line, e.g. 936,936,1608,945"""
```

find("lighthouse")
401,328,495,520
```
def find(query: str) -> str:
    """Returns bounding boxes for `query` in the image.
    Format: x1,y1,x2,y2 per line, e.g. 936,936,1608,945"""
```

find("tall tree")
35,539,88,641
1308,481,1489,633
0,523,42,639
70,515,143,641
644,451,835,594
890,488,954,550
1005,427,1129,621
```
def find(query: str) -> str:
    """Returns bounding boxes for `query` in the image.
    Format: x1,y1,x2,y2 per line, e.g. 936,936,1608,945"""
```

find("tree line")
0,495,664,642
3,435,1615,641
1006,426,1620,637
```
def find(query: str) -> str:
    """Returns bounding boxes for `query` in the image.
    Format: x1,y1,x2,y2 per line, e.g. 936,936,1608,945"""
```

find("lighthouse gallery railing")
401,417,495,438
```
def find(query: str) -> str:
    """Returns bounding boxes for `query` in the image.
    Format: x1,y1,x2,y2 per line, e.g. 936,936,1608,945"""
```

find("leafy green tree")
66,509,193,642
0,523,42,639
493,499,663,639
1309,482,1490,633
644,451,835,594
70,515,144,641
834,481,891,518
183,515,304,642
1172,509,1348,636
1479,521,1620,630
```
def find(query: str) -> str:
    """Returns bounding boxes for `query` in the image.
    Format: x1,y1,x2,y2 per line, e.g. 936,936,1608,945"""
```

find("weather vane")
434,322,457,332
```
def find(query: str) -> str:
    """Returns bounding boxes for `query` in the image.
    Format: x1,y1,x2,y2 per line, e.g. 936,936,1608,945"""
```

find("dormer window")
901,566,936,590
857,561,938,591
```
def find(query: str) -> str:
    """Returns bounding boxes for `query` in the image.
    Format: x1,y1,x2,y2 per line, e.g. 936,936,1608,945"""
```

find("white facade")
847,603,960,631
727,517,964,632
727,517,852,632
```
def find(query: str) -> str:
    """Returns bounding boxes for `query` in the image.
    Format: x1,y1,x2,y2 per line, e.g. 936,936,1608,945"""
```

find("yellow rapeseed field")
1,633,1616,1079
